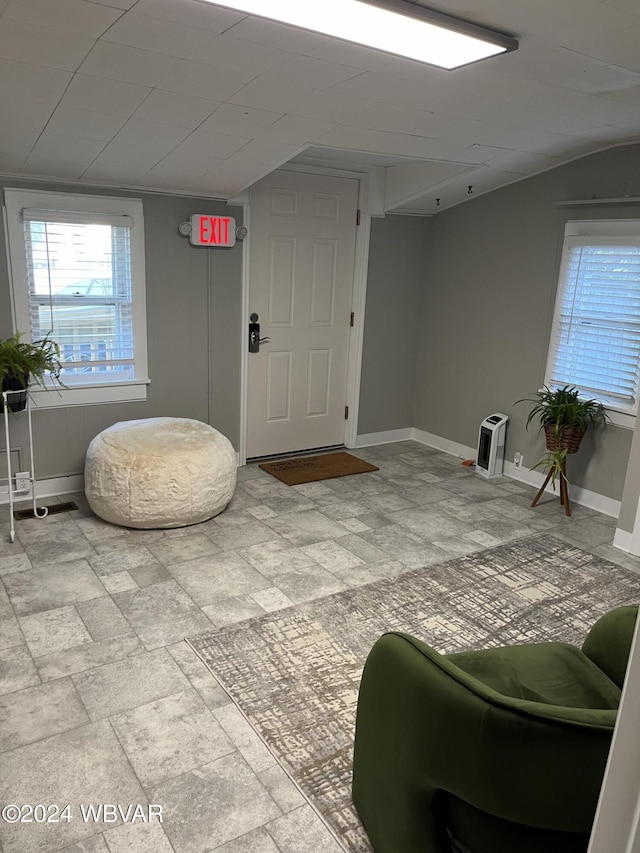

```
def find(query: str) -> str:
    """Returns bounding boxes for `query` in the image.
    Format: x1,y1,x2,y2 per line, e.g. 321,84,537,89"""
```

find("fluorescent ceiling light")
207,0,517,69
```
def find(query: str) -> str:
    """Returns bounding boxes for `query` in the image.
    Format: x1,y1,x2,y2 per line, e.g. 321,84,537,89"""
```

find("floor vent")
13,500,78,520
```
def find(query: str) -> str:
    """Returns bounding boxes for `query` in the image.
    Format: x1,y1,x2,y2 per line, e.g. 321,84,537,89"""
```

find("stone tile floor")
0,440,638,853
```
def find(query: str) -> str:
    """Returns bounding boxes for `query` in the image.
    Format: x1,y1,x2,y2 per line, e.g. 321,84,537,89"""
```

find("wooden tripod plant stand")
531,458,571,516
530,423,584,518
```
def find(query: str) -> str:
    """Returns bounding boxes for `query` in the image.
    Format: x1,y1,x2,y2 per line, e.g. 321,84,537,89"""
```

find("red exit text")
189,214,236,247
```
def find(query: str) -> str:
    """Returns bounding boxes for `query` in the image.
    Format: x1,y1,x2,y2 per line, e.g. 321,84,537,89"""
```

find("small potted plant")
0,332,63,412
517,384,609,453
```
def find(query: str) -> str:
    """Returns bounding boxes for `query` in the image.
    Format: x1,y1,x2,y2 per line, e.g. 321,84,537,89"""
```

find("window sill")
28,381,149,409
606,409,635,430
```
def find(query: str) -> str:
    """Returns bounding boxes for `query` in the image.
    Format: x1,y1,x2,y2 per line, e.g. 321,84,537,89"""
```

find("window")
545,220,640,427
4,189,148,407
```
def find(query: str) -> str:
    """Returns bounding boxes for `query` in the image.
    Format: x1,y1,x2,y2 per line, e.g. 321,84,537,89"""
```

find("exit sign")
190,214,236,247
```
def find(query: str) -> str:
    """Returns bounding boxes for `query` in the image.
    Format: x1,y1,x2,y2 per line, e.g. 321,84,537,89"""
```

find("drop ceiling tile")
0,127,39,159
297,145,421,169
133,90,220,129
200,103,282,137
60,74,151,117
23,134,107,177
602,84,640,106
515,133,596,158
422,128,555,161
483,149,565,174
199,159,271,195
263,56,364,89
307,37,418,75
85,0,136,8
0,60,72,105
487,74,640,125
228,78,315,113
82,143,165,182
307,37,459,86
176,129,250,159
104,13,293,75
140,171,218,192
331,72,433,111
230,139,301,165
133,0,245,31
584,124,639,142
111,119,191,153
347,103,438,137
473,167,527,193
224,16,327,53
291,91,378,123
455,144,510,165
600,0,640,16
0,19,95,71
473,0,639,42
206,33,294,76
103,12,219,61
4,0,122,37
499,105,602,135
142,151,225,185
0,95,55,133
609,49,640,74
436,119,557,151
0,151,30,172
45,106,127,141
156,59,254,101
560,24,640,65
318,125,436,158
565,64,640,95
79,42,180,87
257,115,337,145
569,94,640,126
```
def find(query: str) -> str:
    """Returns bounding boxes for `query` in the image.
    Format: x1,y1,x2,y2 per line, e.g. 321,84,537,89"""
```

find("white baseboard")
613,528,633,553
410,428,476,461
356,426,620,519
355,428,414,447
0,474,84,505
502,460,620,518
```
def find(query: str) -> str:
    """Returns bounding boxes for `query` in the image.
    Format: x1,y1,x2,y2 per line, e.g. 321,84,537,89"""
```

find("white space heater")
476,413,508,478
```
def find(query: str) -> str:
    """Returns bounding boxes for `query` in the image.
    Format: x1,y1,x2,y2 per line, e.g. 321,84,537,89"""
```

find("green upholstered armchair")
352,605,638,853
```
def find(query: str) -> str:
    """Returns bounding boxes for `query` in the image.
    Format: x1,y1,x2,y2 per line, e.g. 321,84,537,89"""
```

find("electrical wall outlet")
15,471,31,492
513,452,523,469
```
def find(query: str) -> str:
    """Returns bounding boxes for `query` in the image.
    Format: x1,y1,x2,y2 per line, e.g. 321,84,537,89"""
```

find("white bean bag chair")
84,417,237,529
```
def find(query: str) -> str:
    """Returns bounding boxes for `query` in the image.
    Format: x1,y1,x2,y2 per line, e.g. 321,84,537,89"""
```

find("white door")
247,170,359,459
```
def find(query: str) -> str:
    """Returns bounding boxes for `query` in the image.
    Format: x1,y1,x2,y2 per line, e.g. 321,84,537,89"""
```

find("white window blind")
546,224,640,417
4,189,148,408
23,211,135,386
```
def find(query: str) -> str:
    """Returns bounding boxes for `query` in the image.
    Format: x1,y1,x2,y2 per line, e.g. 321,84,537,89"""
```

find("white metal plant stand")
2,389,48,543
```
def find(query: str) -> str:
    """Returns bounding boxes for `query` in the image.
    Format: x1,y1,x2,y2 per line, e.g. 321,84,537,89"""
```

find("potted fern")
0,332,63,412
518,384,609,453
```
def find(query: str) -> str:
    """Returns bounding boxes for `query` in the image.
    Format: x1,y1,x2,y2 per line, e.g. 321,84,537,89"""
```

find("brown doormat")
259,451,379,486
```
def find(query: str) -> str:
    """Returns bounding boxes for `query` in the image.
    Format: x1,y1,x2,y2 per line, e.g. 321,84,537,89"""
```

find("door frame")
236,165,372,466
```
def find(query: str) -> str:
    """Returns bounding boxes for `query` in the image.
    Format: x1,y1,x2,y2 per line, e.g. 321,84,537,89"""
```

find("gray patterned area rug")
188,535,640,852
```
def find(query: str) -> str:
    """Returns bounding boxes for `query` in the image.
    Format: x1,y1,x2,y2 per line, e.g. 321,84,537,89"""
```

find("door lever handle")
249,316,271,353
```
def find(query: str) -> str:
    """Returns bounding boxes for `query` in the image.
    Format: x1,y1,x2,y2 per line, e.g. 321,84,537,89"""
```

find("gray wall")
413,143,640,503
4,147,640,523
0,178,243,481
357,214,430,435
618,428,640,534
